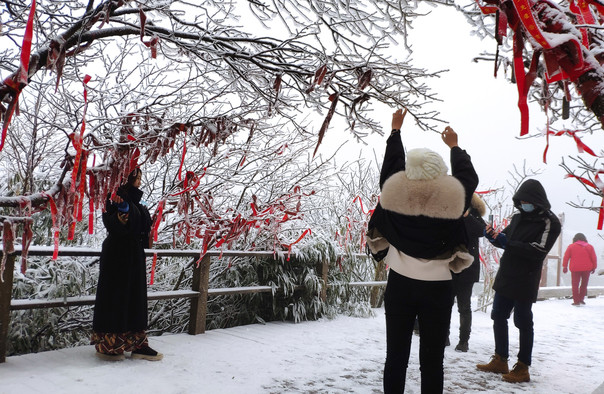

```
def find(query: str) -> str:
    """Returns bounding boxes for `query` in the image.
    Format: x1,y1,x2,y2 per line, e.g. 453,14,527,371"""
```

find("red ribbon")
88,172,95,234
564,173,596,188
178,126,188,181
70,75,91,196
512,0,557,49
598,197,604,230
475,0,498,14
475,189,498,195
170,168,205,197
513,34,540,136
152,199,165,242
139,8,159,58
42,192,60,260
543,129,599,163
149,253,157,285
18,0,36,85
282,228,311,261
569,0,596,48
0,0,36,152
129,147,140,173
595,173,604,230
353,195,367,214
565,173,604,229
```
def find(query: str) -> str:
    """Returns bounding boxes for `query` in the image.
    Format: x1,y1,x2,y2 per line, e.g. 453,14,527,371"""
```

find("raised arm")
442,126,479,210
379,108,407,188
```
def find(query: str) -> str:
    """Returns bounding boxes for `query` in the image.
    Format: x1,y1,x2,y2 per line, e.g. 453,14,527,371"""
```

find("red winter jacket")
563,241,597,272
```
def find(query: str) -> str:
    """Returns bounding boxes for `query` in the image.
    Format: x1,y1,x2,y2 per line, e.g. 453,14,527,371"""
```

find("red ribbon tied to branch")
0,0,36,152
543,128,599,163
565,172,604,229
41,192,60,260
281,228,312,261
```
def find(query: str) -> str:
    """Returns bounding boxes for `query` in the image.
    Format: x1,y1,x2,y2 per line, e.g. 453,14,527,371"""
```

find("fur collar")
471,193,487,217
381,171,465,219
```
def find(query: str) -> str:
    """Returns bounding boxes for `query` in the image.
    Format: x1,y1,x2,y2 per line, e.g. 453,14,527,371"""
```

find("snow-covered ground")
1,296,603,394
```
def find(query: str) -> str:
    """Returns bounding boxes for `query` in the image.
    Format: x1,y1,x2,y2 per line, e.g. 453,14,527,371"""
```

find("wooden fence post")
540,258,548,287
320,259,328,303
188,254,211,335
0,254,16,363
370,258,387,308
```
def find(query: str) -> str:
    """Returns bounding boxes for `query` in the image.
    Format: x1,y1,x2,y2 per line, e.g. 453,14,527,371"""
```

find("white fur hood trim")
381,171,465,219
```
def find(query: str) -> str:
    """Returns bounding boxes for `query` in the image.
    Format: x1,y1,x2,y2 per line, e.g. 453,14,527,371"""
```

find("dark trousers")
491,292,534,365
452,280,474,343
571,271,590,304
383,270,454,393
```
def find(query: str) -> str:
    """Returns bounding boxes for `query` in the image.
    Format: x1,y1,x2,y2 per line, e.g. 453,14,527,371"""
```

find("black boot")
131,345,164,361
455,341,468,352
456,313,471,352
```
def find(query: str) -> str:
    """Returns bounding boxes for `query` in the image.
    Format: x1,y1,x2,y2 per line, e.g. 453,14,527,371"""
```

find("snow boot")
502,361,530,383
455,341,469,352
476,354,509,374
131,345,164,361
95,352,125,361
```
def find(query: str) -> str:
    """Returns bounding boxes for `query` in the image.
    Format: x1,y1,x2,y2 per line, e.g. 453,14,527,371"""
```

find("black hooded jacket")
454,208,486,283
489,179,561,303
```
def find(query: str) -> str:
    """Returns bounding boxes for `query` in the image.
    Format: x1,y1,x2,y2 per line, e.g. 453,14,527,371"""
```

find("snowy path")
1,296,604,394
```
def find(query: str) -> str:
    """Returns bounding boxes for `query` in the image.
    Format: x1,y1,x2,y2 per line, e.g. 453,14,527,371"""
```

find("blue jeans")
383,270,454,393
491,292,534,365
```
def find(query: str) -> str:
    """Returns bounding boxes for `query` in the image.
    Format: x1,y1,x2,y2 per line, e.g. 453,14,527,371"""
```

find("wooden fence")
2,246,603,364
0,246,381,363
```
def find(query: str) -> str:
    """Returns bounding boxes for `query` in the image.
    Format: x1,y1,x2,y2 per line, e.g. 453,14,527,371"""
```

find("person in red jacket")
563,233,598,306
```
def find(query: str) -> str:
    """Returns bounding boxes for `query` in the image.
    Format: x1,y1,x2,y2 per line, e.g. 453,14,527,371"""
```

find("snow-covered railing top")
1,245,368,260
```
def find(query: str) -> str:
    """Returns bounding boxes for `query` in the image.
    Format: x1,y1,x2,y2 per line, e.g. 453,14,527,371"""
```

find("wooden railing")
0,246,381,363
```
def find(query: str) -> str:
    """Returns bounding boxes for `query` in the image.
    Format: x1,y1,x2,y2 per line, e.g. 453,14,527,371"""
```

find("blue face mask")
521,203,535,213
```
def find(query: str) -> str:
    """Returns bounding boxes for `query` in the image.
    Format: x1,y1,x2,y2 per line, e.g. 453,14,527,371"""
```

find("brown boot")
502,361,530,383
476,354,509,374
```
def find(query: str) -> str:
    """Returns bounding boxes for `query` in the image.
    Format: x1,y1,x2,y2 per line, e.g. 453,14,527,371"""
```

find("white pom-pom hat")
405,148,448,180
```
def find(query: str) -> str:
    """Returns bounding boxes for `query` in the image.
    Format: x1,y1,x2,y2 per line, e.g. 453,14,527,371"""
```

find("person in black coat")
451,193,486,352
91,168,163,361
367,108,479,393
477,179,561,383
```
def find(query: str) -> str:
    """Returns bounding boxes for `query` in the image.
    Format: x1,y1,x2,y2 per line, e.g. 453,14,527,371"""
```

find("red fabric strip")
564,173,597,188
0,0,36,152
513,32,529,136
18,0,36,84
475,0,498,14
598,198,604,230
178,127,188,181
511,0,554,49
42,192,60,260
569,0,596,48
149,253,157,285
76,150,88,222
152,199,165,242
88,172,95,234
282,228,311,261
353,195,367,214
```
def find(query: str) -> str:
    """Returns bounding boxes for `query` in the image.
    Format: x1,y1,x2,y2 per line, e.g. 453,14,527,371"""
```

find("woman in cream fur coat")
367,108,479,393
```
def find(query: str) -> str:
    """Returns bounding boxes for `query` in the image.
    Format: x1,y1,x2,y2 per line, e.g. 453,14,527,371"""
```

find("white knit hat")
405,148,448,180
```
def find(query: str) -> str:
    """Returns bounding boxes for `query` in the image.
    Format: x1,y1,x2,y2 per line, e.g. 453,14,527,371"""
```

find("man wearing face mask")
476,179,561,384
